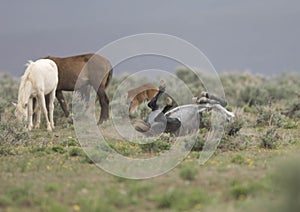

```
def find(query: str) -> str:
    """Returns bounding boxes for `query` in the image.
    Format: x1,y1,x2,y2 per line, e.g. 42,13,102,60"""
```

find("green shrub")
45,183,60,193
283,120,298,129
83,151,107,164
140,135,171,153
62,136,80,147
184,132,206,151
230,183,255,200
219,134,250,151
69,147,84,157
156,190,181,209
199,111,211,130
256,105,286,127
0,146,17,156
225,115,243,136
231,154,246,165
285,101,300,119
260,127,279,149
156,188,209,210
179,165,197,181
51,146,67,154
0,115,30,146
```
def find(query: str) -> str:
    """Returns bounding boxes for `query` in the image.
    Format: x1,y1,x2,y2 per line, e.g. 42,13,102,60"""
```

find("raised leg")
38,93,52,131
148,89,164,111
56,90,69,117
213,104,235,120
129,99,139,113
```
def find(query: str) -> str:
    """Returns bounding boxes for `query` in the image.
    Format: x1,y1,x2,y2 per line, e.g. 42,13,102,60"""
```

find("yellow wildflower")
73,204,80,211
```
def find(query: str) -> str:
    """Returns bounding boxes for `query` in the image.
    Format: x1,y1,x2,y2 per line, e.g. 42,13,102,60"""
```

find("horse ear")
11,102,17,107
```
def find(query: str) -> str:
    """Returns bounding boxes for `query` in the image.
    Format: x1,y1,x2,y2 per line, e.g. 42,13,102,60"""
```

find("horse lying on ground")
45,53,113,124
127,83,159,113
133,91,234,136
14,59,58,131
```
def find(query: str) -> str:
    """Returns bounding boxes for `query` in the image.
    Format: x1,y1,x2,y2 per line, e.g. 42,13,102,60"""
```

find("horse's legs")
38,93,52,131
96,87,109,125
34,98,41,129
148,89,164,111
27,98,33,131
48,89,56,129
56,90,69,117
129,99,139,113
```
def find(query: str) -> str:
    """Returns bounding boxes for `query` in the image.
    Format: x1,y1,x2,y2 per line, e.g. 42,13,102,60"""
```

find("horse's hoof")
133,119,150,132
201,91,208,97
98,117,108,125
97,120,104,125
166,97,173,106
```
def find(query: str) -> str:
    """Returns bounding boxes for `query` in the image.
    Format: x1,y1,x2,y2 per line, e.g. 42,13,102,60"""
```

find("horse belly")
167,106,200,135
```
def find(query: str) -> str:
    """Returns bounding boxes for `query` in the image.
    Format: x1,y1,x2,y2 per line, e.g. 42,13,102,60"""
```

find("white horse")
14,59,58,131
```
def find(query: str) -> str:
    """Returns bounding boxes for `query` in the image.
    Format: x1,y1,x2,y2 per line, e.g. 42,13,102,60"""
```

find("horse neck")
18,76,32,107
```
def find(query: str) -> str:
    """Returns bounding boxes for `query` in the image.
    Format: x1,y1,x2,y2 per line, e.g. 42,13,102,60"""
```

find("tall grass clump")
260,127,279,149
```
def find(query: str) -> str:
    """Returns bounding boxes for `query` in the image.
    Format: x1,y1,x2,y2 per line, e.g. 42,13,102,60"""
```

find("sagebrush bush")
260,127,279,149
285,100,300,119
179,165,197,181
240,85,270,107
184,132,206,151
256,105,286,127
225,115,244,136
0,114,30,146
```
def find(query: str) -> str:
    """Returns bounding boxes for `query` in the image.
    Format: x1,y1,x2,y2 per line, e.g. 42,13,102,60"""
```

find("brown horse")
45,53,113,124
127,83,159,113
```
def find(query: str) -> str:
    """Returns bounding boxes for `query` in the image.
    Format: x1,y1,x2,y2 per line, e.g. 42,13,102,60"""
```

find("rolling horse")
45,53,113,124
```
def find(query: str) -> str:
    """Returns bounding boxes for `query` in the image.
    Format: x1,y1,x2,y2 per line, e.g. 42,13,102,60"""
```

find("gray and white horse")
134,93,234,136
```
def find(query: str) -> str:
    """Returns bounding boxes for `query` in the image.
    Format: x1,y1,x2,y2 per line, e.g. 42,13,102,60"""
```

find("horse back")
45,54,112,91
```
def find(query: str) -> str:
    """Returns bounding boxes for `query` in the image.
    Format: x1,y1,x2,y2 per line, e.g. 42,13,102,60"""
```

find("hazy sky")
0,0,299,76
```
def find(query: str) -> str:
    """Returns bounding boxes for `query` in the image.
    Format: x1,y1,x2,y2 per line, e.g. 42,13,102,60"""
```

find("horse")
14,59,58,131
127,83,159,113
133,91,234,136
45,53,113,124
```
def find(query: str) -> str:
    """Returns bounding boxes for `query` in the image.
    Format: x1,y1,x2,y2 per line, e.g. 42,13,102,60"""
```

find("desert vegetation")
0,70,299,211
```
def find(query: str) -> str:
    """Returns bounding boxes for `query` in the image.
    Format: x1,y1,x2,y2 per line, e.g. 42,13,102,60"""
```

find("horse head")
13,102,28,122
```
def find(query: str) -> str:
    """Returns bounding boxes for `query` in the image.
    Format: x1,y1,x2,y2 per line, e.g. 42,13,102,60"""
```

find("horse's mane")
18,60,34,105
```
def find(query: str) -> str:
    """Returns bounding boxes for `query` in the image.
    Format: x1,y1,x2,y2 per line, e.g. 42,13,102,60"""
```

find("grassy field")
0,71,299,211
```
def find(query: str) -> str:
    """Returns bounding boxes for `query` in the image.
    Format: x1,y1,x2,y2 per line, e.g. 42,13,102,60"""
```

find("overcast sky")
0,0,299,76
